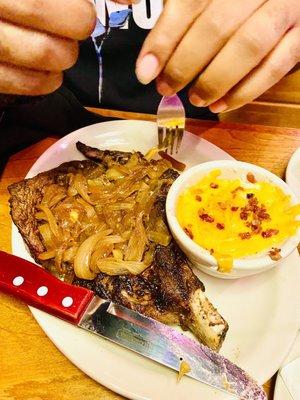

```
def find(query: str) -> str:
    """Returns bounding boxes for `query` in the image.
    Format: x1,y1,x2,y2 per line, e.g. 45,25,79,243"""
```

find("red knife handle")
0,251,94,324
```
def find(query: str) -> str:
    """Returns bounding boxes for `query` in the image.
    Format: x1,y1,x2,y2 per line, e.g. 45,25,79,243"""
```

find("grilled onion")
37,206,61,240
125,212,147,262
35,151,174,280
38,223,57,249
72,173,94,204
74,229,112,279
38,250,56,260
94,259,147,275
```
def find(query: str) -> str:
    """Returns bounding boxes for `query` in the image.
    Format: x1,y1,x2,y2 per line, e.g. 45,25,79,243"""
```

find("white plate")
12,120,300,400
286,147,300,199
274,334,300,400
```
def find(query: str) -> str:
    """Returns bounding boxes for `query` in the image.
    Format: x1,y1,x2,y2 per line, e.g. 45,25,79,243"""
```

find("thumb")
135,0,209,85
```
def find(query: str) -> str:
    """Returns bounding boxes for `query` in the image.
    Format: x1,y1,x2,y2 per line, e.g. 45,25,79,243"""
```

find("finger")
135,0,209,85
0,20,78,72
156,0,266,96
0,0,96,40
209,27,300,113
189,0,293,106
114,0,141,3
0,63,63,95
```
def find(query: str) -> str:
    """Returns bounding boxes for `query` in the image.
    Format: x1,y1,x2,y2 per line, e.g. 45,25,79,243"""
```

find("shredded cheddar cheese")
177,360,191,382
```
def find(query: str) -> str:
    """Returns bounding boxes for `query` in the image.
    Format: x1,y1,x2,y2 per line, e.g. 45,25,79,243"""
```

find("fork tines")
158,125,184,154
157,95,186,155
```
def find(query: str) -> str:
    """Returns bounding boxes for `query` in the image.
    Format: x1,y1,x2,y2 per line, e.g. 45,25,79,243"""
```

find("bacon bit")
216,223,225,230
239,195,271,227
247,193,254,199
249,197,258,205
247,172,257,184
261,229,279,238
240,211,249,220
252,226,262,234
268,247,282,261
218,202,227,210
195,195,202,202
247,197,259,212
210,183,219,189
183,227,194,239
239,232,251,240
247,219,262,234
258,211,270,221
231,206,239,212
232,186,244,196
199,213,214,223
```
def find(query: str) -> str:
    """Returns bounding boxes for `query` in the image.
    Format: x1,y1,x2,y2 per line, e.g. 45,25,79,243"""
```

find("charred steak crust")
76,141,145,166
8,160,98,262
8,145,229,350
74,242,204,322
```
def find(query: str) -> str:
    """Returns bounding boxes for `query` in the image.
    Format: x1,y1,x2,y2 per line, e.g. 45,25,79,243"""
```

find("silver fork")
157,95,185,154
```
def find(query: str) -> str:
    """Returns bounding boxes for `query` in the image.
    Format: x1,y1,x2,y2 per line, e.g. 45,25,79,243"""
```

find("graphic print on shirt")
91,8,132,102
92,0,163,103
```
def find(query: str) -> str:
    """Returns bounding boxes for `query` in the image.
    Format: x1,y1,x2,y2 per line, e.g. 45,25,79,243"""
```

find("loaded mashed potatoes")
177,170,300,272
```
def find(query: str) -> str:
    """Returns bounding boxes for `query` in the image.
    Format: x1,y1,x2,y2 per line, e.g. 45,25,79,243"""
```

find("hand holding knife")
0,250,267,399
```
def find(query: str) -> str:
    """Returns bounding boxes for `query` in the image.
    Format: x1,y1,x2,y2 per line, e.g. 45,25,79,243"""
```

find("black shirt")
0,0,216,163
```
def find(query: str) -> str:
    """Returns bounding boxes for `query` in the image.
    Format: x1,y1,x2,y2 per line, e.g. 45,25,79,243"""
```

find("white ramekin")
166,160,300,279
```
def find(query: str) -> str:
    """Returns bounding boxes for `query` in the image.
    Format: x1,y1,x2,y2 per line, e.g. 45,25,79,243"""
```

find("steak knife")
0,250,266,399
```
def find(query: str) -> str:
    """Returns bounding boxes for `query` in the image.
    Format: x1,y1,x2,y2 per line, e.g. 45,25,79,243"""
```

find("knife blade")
0,250,266,399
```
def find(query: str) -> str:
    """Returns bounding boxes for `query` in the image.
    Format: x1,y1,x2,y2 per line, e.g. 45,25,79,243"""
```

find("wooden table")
1,110,300,400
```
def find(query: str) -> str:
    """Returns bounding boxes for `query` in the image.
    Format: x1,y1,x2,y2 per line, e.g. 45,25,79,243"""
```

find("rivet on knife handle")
0,251,94,324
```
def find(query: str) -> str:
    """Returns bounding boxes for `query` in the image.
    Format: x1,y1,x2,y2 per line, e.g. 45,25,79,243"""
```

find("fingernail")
156,80,175,96
209,100,227,113
136,53,160,85
189,93,206,107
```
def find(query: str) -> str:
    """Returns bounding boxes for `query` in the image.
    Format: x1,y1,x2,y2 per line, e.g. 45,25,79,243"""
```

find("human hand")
0,0,96,96
136,0,300,113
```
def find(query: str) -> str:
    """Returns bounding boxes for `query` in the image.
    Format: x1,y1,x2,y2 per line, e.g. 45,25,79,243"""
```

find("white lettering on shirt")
94,0,163,30
132,0,163,29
